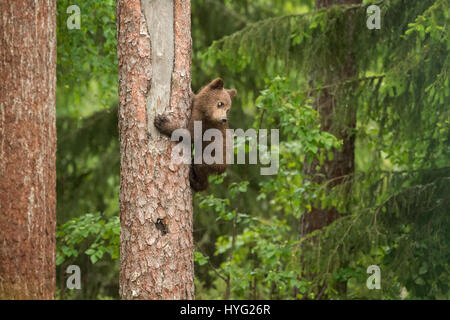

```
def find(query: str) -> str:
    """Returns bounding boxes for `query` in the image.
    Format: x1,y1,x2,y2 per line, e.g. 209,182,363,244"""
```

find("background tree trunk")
0,0,57,299
300,0,360,241
117,0,194,299
299,0,361,298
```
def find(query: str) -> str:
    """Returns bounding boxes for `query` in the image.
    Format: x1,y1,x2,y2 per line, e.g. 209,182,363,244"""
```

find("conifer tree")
0,0,57,299
117,0,194,299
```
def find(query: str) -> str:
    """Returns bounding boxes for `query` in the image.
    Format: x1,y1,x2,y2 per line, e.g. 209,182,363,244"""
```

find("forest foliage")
55,0,449,299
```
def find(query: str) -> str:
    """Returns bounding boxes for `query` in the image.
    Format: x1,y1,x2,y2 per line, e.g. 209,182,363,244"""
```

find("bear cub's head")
194,78,237,126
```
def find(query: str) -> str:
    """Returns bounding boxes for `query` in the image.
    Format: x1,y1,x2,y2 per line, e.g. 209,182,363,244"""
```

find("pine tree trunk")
300,0,360,240
0,0,57,299
298,0,361,298
117,0,194,299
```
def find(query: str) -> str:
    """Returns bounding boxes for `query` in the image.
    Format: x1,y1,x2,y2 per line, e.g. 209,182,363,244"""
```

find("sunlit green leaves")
194,252,210,266
56,213,119,265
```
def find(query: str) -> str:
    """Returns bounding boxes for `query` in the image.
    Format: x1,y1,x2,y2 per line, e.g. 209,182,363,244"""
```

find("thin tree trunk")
117,0,194,299
299,0,361,297
0,0,57,299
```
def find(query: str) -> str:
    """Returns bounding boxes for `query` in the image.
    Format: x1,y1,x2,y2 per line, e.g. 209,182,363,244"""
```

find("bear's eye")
217,102,224,108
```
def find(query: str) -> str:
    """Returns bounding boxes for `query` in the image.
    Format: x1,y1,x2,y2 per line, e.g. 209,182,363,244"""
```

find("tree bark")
117,0,194,299
299,0,361,297
0,0,57,299
300,0,360,240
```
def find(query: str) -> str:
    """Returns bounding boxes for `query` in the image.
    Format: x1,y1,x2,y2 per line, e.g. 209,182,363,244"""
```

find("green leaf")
194,251,209,266
85,249,95,255
90,254,99,264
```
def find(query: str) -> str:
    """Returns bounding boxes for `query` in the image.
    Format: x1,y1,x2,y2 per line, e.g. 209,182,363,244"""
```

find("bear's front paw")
154,114,169,132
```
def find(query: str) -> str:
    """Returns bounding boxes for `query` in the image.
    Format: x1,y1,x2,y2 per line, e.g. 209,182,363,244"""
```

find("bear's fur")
154,78,237,191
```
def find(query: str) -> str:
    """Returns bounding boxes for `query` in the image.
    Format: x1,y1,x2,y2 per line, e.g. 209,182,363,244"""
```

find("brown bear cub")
154,78,237,192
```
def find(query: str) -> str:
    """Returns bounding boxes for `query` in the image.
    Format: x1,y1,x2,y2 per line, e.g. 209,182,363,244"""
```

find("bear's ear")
227,89,237,99
209,78,224,90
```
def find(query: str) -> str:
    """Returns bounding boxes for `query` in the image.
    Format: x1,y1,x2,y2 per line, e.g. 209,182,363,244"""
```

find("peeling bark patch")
142,0,174,140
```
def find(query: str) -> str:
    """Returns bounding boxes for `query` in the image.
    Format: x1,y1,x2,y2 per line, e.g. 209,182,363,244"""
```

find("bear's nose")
221,118,227,123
